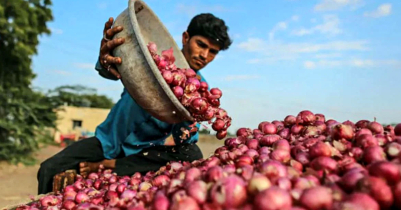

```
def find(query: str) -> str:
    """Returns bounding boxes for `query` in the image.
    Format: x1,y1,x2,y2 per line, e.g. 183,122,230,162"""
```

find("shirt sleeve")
95,58,119,81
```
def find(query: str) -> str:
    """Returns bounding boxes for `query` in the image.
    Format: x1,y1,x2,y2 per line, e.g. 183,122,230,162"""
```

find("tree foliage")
48,85,115,109
0,0,56,164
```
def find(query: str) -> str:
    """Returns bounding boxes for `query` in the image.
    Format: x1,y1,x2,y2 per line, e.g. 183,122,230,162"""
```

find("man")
37,13,232,194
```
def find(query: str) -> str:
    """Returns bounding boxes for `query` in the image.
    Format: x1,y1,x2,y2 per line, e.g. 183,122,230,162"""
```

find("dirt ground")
0,135,224,208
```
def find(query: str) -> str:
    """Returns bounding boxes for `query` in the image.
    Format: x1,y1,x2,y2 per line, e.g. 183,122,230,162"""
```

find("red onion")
172,86,184,99
299,186,333,210
309,141,332,158
355,120,370,129
291,124,304,135
394,123,401,136
276,177,292,191
274,139,291,152
259,160,288,180
236,127,252,137
284,115,297,127
310,156,337,173
270,149,291,163
355,134,378,148
339,170,365,192
210,175,247,208
355,176,393,209
393,182,401,208
254,186,292,210
189,98,208,114
278,128,290,139
260,134,281,146
205,166,223,182
170,197,200,210
355,128,373,138
210,88,222,98
331,124,354,140
363,146,386,164
185,78,201,93
62,200,76,210
315,114,325,122
246,139,259,150
368,121,384,134
247,174,272,195
368,161,400,185
186,180,207,204
199,81,208,92
296,110,316,125
262,123,277,135
212,119,225,131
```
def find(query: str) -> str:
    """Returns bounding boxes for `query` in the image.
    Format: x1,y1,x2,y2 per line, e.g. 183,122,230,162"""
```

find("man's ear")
182,31,190,46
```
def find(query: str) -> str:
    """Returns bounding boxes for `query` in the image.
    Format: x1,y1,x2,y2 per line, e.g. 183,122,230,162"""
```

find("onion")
299,186,333,210
272,120,285,131
270,149,291,163
355,128,373,139
309,141,332,158
254,186,292,210
274,139,291,152
296,110,316,125
151,191,170,210
276,177,292,191
259,160,288,180
170,197,200,210
212,119,225,131
205,166,223,182
355,120,370,129
291,124,304,135
236,128,252,137
363,146,386,164
262,123,278,134
355,134,378,148
393,182,401,208
315,114,325,122
339,170,365,192
355,176,393,209
185,69,197,78
189,98,208,114
186,180,207,204
368,121,384,134
394,123,401,136
246,139,259,150
75,192,90,203
172,86,184,98
247,174,272,195
385,142,401,159
367,161,400,185
260,134,281,146
349,147,364,161
284,115,297,127
310,156,337,173
278,128,290,139
185,78,201,93
314,121,327,133
331,124,354,140
62,200,76,210
184,167,201,182
210,175,247,208
162,71,173,84
40,195,60,207
210,88,222,98
199,81,208,92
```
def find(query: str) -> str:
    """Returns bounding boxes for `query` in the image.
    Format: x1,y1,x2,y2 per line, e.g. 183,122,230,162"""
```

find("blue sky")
32,0,401,133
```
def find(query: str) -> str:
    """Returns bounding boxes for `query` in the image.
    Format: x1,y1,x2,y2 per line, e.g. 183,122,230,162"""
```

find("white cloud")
268,15,301,42
48,70,70,76
304,61,317,69
292,15,341,36
314,53,342,59
314,0,365,11
222,75,260,81
73,63,95,70
237,39,368,64
364,3,392,18
50,27,63,34
97,2,107,10
302,59,401,69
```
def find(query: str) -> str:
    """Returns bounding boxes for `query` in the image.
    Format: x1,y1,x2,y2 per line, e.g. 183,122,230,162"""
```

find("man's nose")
199,50,208,60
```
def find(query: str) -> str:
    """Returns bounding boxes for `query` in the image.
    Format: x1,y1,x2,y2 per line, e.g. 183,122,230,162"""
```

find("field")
0,134,224,208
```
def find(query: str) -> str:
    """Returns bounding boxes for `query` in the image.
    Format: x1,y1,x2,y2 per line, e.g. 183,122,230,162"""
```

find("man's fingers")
108,66,121,79
106,26,123,38
106,55,122,65
103,17,114,35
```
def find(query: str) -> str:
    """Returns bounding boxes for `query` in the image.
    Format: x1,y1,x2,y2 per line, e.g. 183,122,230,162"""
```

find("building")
54,105,110,142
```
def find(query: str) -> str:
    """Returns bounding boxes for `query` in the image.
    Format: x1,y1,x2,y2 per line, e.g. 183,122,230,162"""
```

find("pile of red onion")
147,42,231,140
16,110,401,210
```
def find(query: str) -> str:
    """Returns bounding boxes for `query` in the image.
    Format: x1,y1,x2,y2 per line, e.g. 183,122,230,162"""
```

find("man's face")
181,32,221,71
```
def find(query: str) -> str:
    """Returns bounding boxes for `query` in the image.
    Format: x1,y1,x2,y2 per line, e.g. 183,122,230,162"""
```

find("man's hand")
52,170,77,193
99,17,126,79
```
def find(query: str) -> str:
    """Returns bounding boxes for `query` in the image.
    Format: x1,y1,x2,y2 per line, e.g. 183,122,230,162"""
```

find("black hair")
186,13,233,51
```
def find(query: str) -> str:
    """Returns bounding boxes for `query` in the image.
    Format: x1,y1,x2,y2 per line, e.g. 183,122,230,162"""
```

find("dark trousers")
37,136,203,194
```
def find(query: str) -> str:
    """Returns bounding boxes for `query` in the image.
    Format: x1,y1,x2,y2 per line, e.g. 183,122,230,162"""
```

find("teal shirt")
94,61,202,159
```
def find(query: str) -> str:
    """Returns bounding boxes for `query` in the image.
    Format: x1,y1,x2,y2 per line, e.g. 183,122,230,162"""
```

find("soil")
0,135,224,208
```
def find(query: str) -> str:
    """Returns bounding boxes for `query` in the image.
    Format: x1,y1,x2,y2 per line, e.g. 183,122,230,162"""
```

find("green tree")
48,85,115,109
0,0,56,164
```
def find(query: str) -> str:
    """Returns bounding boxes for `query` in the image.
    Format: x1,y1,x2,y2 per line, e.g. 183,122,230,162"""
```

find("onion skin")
254,186,292,210
367,161,401,185
210,175,247,208
355,176,394,209
299,186,333,210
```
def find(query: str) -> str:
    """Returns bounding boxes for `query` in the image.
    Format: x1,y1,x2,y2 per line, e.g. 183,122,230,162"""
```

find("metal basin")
112,0,193,123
